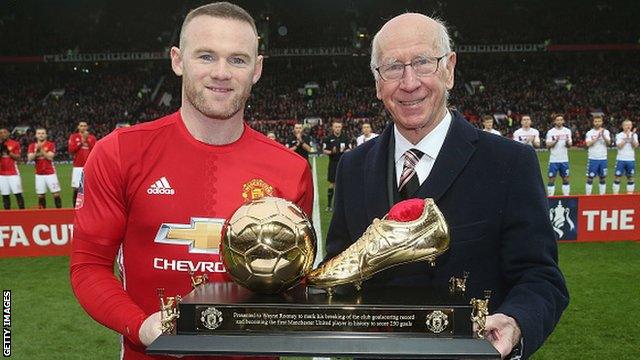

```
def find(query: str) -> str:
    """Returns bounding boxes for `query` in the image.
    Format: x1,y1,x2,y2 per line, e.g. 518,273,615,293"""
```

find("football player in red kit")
27,128,62,208
68,121,97,206
70,3,313,360
0,127,25,209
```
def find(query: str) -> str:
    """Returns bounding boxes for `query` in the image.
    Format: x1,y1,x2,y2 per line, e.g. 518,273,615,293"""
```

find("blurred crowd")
1,51,638,160
2,0,638,57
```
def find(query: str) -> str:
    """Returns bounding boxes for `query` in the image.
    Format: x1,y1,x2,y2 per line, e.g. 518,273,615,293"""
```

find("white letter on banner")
620,210,635,230
0,227,8,247
0,226,8,247
9,226,28,247
32,225,51,246
600,210,619,231
50,225,69,245
582,210,599,231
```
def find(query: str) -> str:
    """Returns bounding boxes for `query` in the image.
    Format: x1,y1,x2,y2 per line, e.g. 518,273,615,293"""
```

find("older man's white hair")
369,14,452,79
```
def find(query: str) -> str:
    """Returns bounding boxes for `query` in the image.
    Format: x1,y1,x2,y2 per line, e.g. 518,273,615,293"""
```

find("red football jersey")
71,111,313,360
68,132,97,167
0,139,20,176
28,141,56,175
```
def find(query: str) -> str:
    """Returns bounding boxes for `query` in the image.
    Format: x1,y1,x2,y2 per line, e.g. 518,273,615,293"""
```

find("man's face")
622,121,633,132
483,119,493,130
36,129,47,141
521,116,531,128
554,116,565,128
374,14,456,134
294,124,303,135
593,117,603,129
171,16,263,120
78,122,88,133
332,122,343,135
362,123,372,135
0,129,8,140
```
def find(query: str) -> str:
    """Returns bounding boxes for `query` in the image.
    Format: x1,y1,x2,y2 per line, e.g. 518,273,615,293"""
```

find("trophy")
306,198,449,294
221,196,317,294
148,197,498,358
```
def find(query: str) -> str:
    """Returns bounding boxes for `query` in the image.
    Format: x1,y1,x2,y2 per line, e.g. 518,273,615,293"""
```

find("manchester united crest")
200,306,223,330
425,310,449,334
242,179,274,201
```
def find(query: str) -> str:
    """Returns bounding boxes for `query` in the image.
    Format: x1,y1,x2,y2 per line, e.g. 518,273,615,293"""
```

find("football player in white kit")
545,115,572,196
513,115,540,148
481,115,501,136
356,122,379,146
613,120,638,194
0,127,25,209
584,115,611,195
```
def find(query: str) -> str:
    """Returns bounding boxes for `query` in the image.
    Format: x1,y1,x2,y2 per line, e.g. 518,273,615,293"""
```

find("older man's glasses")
375,55,447,81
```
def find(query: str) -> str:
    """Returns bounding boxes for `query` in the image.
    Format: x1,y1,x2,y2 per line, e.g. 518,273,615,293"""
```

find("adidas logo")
147,177,175,195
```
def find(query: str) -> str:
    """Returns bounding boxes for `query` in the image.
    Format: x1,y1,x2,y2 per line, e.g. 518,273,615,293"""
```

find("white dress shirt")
394,111,452,187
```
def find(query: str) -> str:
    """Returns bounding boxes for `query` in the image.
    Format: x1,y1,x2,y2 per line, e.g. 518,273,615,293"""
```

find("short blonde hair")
179,2,257,48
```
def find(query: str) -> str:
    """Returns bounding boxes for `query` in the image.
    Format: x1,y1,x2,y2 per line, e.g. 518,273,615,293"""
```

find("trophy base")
147,333,500,359
148,282,499,358
177,282,473,336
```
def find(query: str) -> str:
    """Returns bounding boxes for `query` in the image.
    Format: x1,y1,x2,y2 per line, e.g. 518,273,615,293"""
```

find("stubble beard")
185,81,251,120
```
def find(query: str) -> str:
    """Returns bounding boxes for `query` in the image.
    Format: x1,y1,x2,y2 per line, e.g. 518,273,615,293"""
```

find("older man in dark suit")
321,13,569,359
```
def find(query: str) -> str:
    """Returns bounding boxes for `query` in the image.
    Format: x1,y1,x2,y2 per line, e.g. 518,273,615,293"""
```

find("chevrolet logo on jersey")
154,218,225,254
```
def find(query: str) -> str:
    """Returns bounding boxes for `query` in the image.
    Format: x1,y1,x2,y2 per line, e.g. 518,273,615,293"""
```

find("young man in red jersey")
0,127,25,209
27,128,62,208
68,121,97,206
70,3,313,359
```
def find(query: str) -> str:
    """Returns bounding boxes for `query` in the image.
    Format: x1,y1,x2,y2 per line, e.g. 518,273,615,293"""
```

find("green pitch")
2,151,639,359
12,163,75,209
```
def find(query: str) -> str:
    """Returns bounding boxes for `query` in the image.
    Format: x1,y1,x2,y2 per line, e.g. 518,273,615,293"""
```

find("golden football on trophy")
221,197,316,294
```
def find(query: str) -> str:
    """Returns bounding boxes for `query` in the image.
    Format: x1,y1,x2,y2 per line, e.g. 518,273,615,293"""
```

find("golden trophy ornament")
221,196,317,294
306,198,449,294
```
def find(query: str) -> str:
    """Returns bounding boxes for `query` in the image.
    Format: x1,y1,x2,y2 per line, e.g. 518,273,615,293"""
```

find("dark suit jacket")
326,111,569,359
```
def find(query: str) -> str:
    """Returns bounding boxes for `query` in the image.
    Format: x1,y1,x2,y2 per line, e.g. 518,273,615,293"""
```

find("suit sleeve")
324,156,352,260
496,145,569,359
69,132,148,346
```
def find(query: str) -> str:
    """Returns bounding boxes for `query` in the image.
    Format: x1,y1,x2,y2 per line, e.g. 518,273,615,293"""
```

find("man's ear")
252,55,263,85
170,46,183,77
444,52,457,90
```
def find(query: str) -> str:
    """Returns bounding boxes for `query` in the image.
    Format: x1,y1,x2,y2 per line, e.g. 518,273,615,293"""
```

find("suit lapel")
364,123,394,220
415,111,478,202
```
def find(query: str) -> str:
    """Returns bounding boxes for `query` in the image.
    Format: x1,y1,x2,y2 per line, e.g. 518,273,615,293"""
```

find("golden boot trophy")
307,198,449,294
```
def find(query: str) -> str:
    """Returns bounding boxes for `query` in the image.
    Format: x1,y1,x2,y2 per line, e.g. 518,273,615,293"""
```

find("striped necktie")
398,148,424,199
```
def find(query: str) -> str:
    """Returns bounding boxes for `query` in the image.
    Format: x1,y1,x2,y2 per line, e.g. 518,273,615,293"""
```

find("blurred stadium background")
1,0,639,358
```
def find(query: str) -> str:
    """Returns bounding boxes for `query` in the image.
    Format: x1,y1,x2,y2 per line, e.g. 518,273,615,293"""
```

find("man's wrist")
127,312,149,346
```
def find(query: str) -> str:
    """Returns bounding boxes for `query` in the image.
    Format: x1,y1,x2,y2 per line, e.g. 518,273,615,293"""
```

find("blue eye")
199,54,213,62
386,63,404,72
413,57,430,66
229,57,248,66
